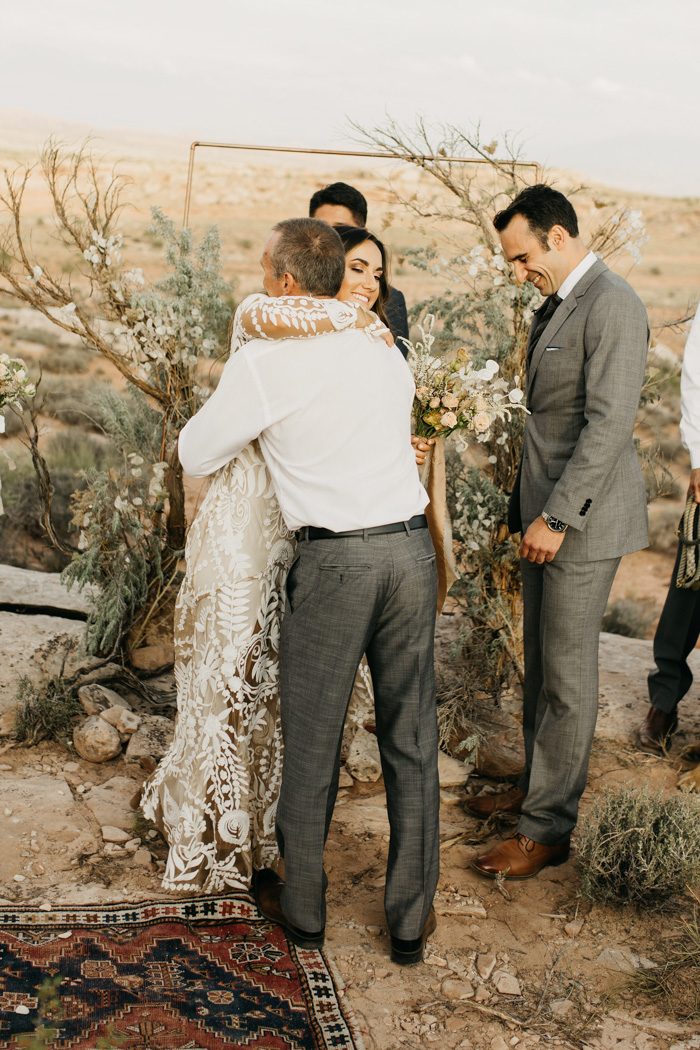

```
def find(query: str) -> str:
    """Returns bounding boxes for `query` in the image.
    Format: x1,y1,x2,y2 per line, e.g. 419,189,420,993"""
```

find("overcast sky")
1,0,698,196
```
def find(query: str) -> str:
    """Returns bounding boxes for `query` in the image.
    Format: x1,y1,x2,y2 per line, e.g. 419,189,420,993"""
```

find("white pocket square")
544,345,565,352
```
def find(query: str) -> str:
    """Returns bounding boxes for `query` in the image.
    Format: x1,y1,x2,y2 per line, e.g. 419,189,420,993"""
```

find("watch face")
543,514,567,533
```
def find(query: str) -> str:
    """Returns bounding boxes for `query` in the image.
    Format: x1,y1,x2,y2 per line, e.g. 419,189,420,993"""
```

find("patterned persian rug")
0,895,364,1049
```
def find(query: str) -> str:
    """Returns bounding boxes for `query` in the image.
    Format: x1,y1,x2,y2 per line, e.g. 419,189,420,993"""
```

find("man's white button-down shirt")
178,327,428,532
681,303,700,468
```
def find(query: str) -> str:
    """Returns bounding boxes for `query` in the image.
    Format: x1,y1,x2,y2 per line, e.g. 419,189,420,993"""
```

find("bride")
141,224,416,892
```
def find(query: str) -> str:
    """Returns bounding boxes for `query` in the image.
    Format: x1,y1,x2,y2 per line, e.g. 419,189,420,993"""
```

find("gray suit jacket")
510,258,649,562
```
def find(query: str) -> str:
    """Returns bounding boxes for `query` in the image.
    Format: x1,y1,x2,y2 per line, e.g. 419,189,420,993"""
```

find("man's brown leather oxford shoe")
634,705,679,755
471,833,570,880
463,786,526,819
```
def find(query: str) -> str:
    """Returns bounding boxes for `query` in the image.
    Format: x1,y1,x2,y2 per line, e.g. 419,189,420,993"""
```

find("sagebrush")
577,787,700,909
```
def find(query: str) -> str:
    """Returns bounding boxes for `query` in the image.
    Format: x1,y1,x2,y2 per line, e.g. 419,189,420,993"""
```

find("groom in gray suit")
468,185,649,878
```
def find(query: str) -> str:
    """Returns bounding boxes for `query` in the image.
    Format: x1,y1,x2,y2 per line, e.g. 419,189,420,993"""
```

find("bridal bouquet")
407,317,526,613
409,316,526,441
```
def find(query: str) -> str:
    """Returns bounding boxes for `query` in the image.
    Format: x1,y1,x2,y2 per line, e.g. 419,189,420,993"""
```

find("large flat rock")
0,611,85,717
0,564,91,614
598,632,700,743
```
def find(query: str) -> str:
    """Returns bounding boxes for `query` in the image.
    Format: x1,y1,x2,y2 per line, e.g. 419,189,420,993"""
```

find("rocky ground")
1,567,700,1050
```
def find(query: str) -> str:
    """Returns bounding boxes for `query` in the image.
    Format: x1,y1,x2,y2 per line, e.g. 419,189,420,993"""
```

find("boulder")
473,736,524,780
73,716,122,763
99,706,141,736
125,715,174,764
0,564,91,614
438,750,471,787
130,643,174,673
78,684,132,716
345,727,382,783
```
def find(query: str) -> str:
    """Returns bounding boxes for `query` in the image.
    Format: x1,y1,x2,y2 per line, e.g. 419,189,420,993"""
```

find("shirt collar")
557,251,598,301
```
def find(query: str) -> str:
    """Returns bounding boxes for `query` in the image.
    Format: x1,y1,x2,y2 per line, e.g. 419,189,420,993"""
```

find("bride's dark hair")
334,225,390,329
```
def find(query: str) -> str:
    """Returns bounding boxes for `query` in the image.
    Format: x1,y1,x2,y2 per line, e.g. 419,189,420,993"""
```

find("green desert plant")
577,787,700,909
38,375,114,430
14,672,81,745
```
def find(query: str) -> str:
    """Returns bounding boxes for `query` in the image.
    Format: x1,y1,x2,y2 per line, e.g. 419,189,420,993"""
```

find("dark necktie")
528,293,562,364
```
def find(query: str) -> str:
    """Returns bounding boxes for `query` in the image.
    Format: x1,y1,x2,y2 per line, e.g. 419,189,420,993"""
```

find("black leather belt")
298,514,428,542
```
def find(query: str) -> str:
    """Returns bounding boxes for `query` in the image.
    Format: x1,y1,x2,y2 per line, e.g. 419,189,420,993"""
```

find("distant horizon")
1,107,697,206
0,1,697,198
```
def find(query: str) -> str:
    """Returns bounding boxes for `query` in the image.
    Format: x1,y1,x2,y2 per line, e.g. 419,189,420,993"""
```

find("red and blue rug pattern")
0,896,364,1049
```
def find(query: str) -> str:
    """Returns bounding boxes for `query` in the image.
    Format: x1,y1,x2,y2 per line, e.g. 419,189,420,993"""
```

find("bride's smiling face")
338,240,383,309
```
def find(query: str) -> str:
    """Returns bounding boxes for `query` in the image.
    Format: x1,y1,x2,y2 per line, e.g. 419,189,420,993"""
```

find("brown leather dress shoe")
471,833,570,880
635,705,679,755
463,786,526,819
253,868,325,949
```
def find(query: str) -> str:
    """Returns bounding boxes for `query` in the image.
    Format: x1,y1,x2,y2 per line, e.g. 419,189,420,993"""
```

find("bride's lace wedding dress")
141,295,379,892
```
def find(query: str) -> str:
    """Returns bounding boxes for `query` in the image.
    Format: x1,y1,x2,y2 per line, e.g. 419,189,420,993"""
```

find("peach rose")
472,411,491,433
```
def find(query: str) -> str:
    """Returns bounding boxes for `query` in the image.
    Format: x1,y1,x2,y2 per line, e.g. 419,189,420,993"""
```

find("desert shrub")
577,787,700,909
631,910,700,1020
0,433,114,569
14,673,81,745
648,505,681,553
39,345,92,374
13,325,61,348
602,598,655,638
62,389,171,655
39,376,114,430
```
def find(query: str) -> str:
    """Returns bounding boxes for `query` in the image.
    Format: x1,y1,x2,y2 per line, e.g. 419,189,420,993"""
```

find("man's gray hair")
270,218,345,297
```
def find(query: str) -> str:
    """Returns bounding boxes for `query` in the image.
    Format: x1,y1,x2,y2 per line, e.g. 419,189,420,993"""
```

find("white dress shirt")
178,328,428,531
680,303,700,468
557,250,598,300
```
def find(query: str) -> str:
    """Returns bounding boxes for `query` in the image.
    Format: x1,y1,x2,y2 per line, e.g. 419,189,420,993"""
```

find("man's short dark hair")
493,184,579,247
308,182,368,227
270,218,346,297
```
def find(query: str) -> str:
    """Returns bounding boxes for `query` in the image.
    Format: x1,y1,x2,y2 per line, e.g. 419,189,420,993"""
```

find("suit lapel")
527,259,608,394
527,296,577,393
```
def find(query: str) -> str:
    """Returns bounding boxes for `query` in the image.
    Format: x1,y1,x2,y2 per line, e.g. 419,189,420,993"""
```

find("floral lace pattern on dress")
141,295,374,893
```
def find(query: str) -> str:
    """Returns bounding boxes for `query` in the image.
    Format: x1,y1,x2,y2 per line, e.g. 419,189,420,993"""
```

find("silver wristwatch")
541,511,568,533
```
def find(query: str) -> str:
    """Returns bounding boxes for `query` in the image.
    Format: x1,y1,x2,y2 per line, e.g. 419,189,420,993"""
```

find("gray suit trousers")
518,555,620,844
276,527,439,939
